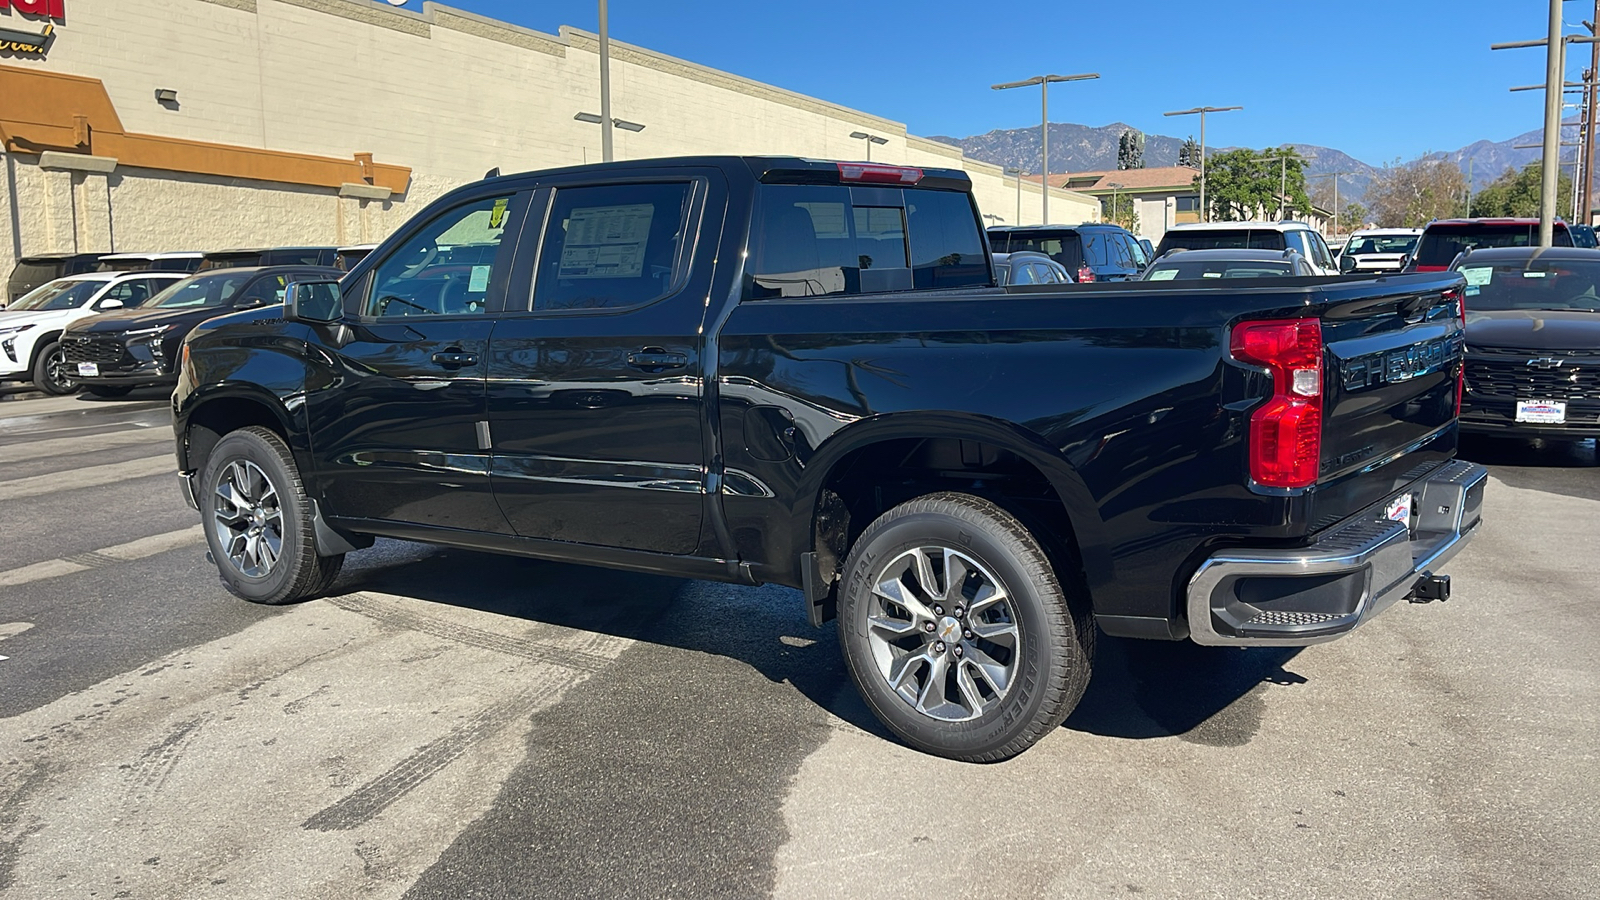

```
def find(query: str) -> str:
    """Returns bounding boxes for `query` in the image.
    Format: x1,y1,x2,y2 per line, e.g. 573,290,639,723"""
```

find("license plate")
1516,400,1566,424
76,362,98,377
1385,492,1413,530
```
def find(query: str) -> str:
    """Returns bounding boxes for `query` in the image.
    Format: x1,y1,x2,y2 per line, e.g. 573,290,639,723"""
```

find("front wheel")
32,341,79,395
837,492,1094,762
200,426,343,605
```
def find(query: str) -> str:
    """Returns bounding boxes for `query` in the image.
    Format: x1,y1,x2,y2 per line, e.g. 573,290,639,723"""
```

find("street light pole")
993,73,1100,225
1005,166,1023,225
1261,151,1316,219
598,0,613,163
849,131,889,161
1164,105,1243,223
1310,171,1352,236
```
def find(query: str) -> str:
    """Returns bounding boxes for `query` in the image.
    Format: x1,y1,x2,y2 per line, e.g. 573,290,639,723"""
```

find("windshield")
148,272,256,309
1417,224,1572,267
1159,230,1287,252
1457,258,1600,311
7,279,106,311
995,231,1084,269
1345,235,1418,255
1146,260,1293,280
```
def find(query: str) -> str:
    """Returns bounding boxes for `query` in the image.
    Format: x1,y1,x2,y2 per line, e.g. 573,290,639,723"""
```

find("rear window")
1158,229,1287,253
1417,224,1573,267
1344,235,1418,255
747,185,988,299
9,260,64,292
992,230,1085,271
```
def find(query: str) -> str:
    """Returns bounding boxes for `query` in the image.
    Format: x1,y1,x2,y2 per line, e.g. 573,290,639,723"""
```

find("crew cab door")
484,174,719,555
305,191,530,533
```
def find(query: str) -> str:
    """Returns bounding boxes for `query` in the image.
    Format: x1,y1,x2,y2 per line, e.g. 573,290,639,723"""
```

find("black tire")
31,341,79,395
200,426,343,605
837,492,1094,762
86,385,134,398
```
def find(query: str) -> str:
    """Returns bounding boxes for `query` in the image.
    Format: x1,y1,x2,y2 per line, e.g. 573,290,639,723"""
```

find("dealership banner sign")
0,0,62,54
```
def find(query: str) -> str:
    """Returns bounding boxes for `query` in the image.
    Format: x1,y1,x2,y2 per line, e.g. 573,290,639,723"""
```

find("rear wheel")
86,385,134,398
201,426,343,605
31,341,78,395
837,492,1094,762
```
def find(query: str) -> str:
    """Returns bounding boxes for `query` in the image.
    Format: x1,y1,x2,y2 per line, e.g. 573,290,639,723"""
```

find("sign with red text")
0,1,66,19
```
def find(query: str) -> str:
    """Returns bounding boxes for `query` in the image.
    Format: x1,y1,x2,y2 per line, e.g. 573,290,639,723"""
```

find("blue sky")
394,0,1585,165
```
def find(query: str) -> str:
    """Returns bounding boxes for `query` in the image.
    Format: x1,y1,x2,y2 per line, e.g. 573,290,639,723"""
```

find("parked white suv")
1154,221,1340,275
1334,228,1421,274
0,272,186,395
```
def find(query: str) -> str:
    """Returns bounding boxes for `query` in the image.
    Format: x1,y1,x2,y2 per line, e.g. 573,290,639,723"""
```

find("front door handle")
431,350,479,369
627,348,689,371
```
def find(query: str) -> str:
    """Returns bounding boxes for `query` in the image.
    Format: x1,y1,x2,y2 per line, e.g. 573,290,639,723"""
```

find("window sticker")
1521,270,1548,278
1460,267,1493,287
558,203,655,279
489,198,510,229
1147,268,1179,281
1202,271,1222,278
469,265,491,292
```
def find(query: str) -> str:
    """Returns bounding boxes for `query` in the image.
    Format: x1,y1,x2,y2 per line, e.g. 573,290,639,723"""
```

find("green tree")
1470,161,1573,219
1341,201,1369,231
1178,136,1201,168
1193,147,1313,221
1101,193,1138,230
1117,129,1145,170
1367,155,1469,226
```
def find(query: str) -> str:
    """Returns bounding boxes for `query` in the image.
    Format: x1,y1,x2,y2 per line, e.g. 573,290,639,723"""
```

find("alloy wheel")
45,348,77,393
865,546,1022,722
212,459,284,578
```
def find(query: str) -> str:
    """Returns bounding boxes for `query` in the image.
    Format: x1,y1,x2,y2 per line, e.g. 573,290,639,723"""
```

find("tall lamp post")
1105,182,1123,227
598,0,613,162
576,112,644,162
1259,150,1316,219
1005,166,1024,225
1310,171,1352,236
992,73,1100,225
849,130,889,161
1163,105,1243,223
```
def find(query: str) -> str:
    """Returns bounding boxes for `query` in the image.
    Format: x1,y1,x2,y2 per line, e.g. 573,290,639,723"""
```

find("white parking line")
0,427,169,465
0,525,204,588
0,455,174,501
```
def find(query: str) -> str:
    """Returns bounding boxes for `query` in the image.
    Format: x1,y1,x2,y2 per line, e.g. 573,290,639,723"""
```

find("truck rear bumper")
1186,459,1488,647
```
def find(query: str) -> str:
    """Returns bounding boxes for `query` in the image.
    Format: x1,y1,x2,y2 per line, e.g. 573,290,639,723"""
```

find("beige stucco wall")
1,0,1097,272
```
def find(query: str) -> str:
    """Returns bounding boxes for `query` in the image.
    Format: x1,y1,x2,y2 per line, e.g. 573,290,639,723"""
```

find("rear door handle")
627,348,689,371
431,350,479,368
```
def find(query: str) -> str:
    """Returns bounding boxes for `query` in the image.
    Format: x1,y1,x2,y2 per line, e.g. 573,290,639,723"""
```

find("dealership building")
0,0,1099,276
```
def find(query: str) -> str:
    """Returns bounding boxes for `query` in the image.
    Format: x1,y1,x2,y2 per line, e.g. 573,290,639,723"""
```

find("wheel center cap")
937,616,963,645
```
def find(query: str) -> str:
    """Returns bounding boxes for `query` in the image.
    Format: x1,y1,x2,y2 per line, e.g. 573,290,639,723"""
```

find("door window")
95,280,140,310
1305,231,1335,270
1011,263,1038,285
366,195,515,317
238,274,290,307
533,182,693,311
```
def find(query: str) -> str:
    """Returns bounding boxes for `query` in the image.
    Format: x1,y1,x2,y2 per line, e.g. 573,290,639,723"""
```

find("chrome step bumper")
1187,460,1488,647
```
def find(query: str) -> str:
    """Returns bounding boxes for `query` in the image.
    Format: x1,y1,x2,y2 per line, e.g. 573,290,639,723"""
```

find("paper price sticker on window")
558,203,655,279
1460,267,1493,287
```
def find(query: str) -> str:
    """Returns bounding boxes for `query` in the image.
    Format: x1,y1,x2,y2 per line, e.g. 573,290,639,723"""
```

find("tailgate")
1312,274,1466,530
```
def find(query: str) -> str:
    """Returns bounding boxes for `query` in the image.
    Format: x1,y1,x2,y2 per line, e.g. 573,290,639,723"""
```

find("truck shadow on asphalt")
1459,435,1599,502
341,541,1307,750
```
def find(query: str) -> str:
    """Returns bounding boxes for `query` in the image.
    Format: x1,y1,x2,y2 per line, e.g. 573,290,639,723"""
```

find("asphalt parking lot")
0,386,1595,900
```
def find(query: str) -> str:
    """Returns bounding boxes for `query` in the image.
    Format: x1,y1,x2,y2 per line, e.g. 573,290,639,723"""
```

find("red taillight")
1446,285,1466,416
1077,264,1095,283
1231,318,1324,489
836,163,923,185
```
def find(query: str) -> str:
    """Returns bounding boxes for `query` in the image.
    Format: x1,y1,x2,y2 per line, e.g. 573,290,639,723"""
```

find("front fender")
173,323,312,476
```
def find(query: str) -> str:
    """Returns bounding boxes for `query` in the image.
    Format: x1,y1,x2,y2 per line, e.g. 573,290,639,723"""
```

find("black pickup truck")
172,157,1486,761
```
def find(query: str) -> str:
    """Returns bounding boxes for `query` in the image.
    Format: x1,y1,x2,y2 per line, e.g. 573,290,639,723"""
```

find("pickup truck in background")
171,157,1486,761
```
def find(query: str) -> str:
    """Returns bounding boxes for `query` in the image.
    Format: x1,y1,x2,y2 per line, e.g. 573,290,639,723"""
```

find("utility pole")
1588,10,1599,224
1106,182,1124,227
1310,171,1352,236
1491,2,1600,245
1006,166,1023,225
1261,150,1316,219
1164,105,1243,223
993,73,1100,225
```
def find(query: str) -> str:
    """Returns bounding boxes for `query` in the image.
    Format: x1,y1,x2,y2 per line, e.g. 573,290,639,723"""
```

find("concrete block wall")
1,0,1098,274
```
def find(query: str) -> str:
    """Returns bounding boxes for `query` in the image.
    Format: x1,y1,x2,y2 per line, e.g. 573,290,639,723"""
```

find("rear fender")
798,411,1112,592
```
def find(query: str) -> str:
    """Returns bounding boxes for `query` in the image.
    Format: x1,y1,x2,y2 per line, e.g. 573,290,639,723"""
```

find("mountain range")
929,122,1587,206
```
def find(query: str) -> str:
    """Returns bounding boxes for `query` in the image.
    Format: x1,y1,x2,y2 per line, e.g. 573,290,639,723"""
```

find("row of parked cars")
0,244,377,395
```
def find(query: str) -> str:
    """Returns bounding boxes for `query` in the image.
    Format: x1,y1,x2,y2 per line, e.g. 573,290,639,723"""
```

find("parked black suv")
198,247,339,271
7,253,106,303
62,265,337,395
986,223,1148,282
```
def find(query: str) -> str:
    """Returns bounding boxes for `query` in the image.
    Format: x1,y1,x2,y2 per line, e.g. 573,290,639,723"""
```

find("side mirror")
286,279,343,323
97,298,124,311
1339,254,1358,274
